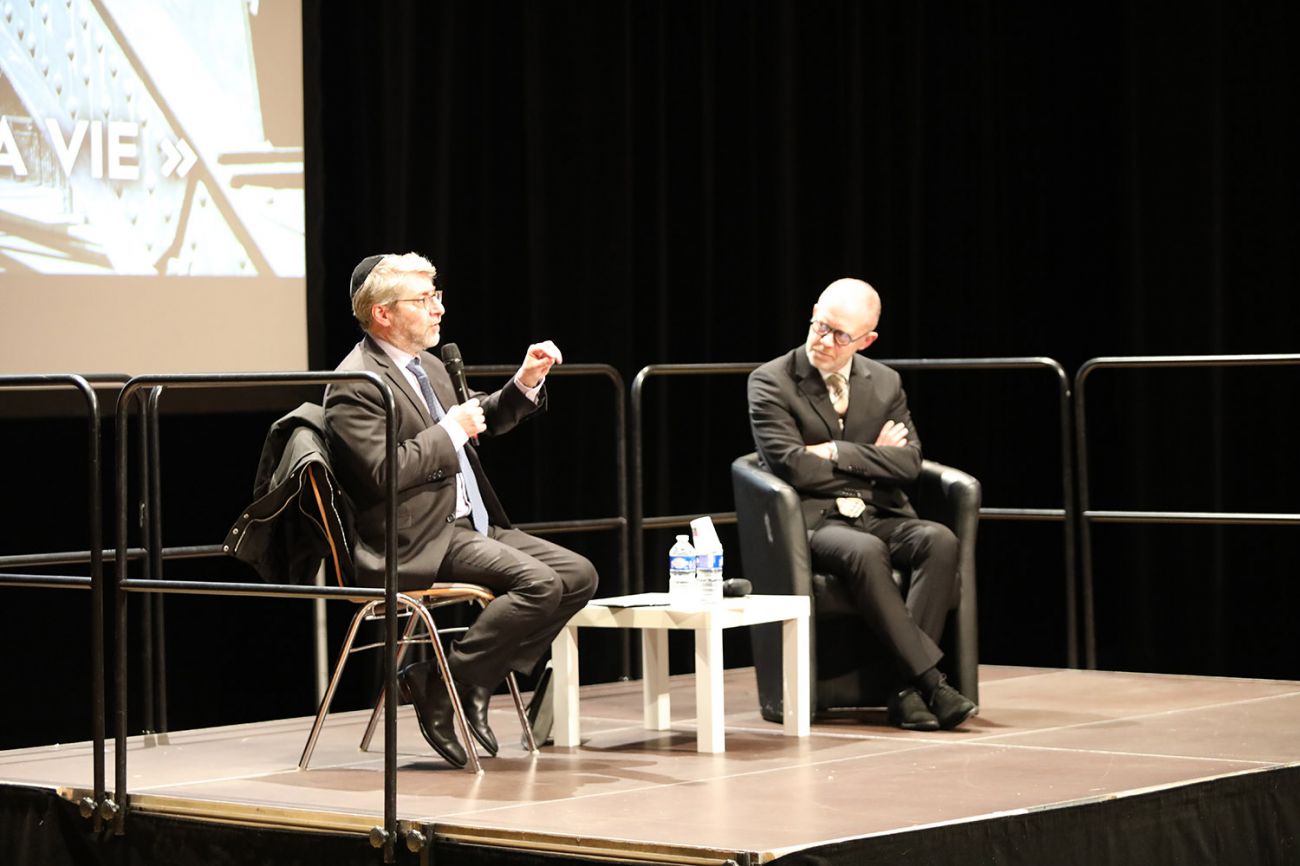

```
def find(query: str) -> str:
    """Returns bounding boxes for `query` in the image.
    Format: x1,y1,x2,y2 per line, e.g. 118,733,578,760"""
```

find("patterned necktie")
826,372,848,429
406,357,489,535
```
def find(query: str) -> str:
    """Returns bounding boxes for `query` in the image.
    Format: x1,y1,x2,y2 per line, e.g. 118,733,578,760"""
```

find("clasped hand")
805,420,909,460
446,399,486,438
874,419,908,447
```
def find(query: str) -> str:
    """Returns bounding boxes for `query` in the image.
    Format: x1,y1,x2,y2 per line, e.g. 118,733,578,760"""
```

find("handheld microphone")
440,343,477,444
722,578,752,598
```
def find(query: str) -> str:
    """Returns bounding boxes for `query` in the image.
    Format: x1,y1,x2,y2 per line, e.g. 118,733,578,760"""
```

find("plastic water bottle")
668,535,696,606
692,534,724,607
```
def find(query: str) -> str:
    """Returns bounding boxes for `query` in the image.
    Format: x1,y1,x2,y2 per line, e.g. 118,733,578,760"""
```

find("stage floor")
3,664,1299,864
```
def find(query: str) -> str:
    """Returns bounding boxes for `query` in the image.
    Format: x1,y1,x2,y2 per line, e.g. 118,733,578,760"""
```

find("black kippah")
349,254,385,298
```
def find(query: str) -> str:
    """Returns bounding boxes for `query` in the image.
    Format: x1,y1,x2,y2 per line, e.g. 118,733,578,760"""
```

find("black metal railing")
0,376,190,743
0,374,107,824
1,363,630,854
33,350,1298,858
630,357,1080,664
464,363,630,679
1073,353,1300,669
101,362,629,740
111,372,408,862
629,363,759,594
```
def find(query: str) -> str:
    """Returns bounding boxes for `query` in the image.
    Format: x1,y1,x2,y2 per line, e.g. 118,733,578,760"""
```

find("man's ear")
859,331,879,351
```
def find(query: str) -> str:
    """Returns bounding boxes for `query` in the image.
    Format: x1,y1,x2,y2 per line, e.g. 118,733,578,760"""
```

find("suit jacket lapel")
362,337,430,424
793,349,842,440
842,354,876,443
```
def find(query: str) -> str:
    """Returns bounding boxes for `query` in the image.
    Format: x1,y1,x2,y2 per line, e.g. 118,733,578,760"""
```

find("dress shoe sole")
397,673,468,769
889,715,940,732
937,703,979,731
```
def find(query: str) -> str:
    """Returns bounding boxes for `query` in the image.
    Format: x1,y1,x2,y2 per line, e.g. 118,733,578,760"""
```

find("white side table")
550,593,810,753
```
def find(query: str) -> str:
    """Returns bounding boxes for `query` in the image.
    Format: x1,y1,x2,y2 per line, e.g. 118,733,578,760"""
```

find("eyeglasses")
392,290,444,311
810,318,869,347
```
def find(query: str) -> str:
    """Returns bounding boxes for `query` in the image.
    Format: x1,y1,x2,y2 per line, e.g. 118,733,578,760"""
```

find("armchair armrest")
731,453,813,597
911,460,981,544
910,459,981,703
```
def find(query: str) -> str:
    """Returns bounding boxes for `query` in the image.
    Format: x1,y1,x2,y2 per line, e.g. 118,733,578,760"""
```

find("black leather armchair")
731,453,980,722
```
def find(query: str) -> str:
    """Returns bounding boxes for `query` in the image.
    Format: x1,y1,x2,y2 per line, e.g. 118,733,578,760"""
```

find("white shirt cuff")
438,415,470,450
515,375,543,403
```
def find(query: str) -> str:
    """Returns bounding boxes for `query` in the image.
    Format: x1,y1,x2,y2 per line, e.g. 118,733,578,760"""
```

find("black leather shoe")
456,680,499,757
926,678,978,730
886,686,940,731
397,662,468,768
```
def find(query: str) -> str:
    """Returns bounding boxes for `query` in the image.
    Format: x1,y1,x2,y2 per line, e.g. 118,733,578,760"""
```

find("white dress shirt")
374,337,543,519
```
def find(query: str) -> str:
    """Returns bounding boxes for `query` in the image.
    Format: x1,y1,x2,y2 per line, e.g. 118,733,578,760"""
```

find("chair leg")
299,601,378,770
505,671,538,753
359,607,423,753
358,594,539,763
355,596,482,773
409,599,482,774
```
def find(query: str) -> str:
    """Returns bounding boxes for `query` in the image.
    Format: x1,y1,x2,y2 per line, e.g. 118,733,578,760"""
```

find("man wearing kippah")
324,252,598,768
747,278,976,731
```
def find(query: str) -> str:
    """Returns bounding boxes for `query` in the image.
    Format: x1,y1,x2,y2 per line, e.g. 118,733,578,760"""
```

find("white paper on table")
588,593,672,608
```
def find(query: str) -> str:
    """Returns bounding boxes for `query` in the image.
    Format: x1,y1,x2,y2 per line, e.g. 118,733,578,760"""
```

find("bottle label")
670,555,694,570
695,552,723,570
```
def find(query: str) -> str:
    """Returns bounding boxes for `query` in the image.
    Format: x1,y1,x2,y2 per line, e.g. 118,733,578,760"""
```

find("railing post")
108,371,397,844
1073,353,1300,671
464,363,631,678
0,375,112,825
631,358,1079,669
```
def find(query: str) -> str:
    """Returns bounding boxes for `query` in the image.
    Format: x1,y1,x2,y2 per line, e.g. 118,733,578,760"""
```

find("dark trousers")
809,513,958,680
436,521,599,688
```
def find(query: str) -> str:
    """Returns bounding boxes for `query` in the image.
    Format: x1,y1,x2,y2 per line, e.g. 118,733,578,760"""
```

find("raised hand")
518,340,563,388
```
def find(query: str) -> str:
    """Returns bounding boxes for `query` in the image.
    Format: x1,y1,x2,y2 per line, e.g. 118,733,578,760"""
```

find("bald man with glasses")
324,252,598,768
747,278,976,731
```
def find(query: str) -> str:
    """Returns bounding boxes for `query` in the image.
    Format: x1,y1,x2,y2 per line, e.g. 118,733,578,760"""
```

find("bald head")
805,277,882,372
817,278,881,332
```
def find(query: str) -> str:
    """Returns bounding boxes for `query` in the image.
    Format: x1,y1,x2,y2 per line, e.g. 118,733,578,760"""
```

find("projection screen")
0,0,305,375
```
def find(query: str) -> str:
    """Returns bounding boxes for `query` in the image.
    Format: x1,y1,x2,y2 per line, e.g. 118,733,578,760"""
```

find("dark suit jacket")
227,402,355,586
323,336,545,589
748,347,921,530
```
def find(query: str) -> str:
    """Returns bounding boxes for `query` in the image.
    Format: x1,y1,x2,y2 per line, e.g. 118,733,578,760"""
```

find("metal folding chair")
297,466,537,775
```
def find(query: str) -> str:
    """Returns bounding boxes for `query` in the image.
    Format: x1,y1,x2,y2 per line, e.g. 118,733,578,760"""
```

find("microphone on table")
440,342,477,444
722,578,752,598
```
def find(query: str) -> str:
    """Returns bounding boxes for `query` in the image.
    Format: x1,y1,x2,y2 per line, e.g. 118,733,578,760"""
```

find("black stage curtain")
307,1,1300,681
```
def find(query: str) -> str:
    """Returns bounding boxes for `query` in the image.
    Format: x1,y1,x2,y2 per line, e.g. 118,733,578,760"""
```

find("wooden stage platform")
3,664,1299,865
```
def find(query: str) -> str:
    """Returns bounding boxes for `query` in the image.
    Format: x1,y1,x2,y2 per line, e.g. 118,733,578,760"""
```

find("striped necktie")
827,372,848,429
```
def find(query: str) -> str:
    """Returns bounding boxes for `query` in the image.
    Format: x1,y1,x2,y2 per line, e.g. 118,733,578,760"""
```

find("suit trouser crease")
436,523,598,688
809,514,958,680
